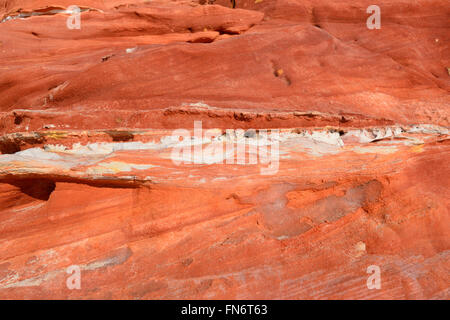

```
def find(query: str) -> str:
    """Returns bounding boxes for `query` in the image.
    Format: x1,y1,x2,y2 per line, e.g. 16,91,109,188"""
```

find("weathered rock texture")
0,0,448,299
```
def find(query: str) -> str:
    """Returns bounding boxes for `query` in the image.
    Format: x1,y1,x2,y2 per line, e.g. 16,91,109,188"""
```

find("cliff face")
0,0,448,299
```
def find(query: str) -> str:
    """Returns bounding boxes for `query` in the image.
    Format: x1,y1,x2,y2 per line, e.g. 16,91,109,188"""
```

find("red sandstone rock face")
0,0,448,299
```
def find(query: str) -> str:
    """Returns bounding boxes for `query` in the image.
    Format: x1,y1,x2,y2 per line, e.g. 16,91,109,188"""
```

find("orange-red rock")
0,0,448,299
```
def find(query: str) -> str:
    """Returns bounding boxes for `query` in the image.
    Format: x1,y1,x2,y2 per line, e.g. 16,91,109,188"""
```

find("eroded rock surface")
0,0,448,299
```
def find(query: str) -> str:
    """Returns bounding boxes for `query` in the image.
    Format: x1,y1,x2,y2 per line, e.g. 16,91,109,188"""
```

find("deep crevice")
6,179,56,201
105,130,134,142
0,133,45,154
